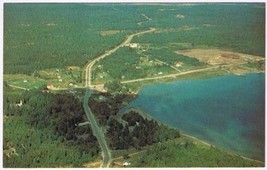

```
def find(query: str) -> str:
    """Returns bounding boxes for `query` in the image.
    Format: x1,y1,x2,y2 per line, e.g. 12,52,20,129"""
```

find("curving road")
83,28,155,168
85,28,156,89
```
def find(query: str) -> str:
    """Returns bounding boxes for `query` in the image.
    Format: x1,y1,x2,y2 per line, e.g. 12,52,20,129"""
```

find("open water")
127,73,265,161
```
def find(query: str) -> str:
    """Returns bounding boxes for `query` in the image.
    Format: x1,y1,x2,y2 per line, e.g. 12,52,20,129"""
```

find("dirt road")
8,84,29,91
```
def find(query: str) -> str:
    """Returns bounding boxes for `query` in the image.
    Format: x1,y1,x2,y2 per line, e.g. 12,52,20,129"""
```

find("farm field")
3,3,265,168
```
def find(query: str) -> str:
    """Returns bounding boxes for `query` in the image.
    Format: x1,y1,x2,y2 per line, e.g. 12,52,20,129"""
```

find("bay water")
127,73,265,161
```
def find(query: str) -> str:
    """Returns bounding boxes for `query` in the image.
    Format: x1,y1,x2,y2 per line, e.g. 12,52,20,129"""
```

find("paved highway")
83,89,112,167
85,28,156,89
121,66,220,84
83,28,155,167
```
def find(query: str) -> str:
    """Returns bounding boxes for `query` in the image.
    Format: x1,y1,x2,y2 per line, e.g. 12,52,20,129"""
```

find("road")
121,66,219,84
85,66,221,89
85,28,156,89
8,84,29,91
83,89,112,167
154,59,181,72
83,28,156,168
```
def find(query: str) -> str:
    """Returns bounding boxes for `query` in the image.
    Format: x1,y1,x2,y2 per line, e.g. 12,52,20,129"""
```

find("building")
175,62,182,67
123,161,131,167
125,43,139,48
15,100,23,107
46,84,54,89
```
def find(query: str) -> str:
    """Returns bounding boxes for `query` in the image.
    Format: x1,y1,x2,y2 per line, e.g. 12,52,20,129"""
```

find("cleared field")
175,48,264,66
92,43,206,85
99,30,122,36
92,46,179,83
176,48,265,75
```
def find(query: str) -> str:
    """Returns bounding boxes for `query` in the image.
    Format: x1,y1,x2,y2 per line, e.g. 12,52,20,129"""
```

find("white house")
15,100,23,107
46,84,54,89
125,43,139,48
123,161,131,167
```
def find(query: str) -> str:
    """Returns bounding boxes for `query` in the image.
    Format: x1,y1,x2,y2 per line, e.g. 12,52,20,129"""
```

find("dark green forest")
3,85,180,167
132,139,263,167
3,85,99,167
4,4,141,74
4,3,265,75
132,4,265,56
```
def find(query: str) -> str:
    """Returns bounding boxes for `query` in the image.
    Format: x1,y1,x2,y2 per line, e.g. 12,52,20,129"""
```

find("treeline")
3,87,100,167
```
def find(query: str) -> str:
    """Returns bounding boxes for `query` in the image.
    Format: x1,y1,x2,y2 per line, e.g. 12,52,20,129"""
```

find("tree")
123,154,130,160
104,80,123,93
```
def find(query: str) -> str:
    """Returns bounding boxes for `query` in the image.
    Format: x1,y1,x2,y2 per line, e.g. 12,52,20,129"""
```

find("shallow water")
127,73,265,161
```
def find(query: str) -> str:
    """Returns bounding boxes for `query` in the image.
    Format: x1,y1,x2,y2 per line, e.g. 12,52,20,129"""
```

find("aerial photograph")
2,2,265,168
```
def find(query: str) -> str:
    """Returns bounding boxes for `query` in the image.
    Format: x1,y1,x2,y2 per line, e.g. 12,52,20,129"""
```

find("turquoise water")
127,73,265,161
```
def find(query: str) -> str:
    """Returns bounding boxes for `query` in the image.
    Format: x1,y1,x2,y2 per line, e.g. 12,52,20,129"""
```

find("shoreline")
127,72,265,165
128,71,264,94
125,106,264,165
182,133,264,165
119,71,265,165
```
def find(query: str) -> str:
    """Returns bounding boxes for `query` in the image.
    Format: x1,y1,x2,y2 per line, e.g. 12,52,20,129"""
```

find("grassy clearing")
37,67,83,88
93,43,205,85
99,30,123,36
93,46,178,82
4,66,84,89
